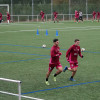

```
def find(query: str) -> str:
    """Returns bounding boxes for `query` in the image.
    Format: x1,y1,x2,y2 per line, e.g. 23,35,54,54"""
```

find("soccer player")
6,12,10,24
40,10,45,22
45,39,63,85
97,12,100,22
0,12,2,23
63,39,83,81
74,10,79,23
79,10,83,22
0,13,2,23
53,11,59,23
92,11,96,22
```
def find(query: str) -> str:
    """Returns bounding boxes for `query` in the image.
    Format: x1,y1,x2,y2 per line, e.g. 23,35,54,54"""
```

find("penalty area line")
22,80,100,95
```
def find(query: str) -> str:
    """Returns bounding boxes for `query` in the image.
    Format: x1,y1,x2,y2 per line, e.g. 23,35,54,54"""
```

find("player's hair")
53,38,58,42
74,39,80,42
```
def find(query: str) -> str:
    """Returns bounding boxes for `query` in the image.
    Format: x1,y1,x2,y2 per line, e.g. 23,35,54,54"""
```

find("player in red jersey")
53,11,59,23
40,10,45,22
0,12,2,23
74,10,79,23
6,12,10,24
45,39,63,85
97,12,100,22
92,11,96,22
63,39,83,81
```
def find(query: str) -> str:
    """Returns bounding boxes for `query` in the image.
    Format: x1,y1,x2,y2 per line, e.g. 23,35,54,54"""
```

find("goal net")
0,4,9,21
0,4,9,13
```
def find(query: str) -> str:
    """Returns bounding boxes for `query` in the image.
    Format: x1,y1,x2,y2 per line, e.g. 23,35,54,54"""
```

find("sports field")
0,21,100,100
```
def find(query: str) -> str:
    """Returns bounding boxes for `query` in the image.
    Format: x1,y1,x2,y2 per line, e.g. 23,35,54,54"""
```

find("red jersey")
66,44,82,63
75,11,79,18
53,12,58,17
97,12,100,18
7,13,10,20
49,45,62,64
40,11,45,17
0,13,2,20
92,11,96,16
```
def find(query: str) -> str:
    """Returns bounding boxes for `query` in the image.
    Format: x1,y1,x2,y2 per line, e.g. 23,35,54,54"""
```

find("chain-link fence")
0,0,100,22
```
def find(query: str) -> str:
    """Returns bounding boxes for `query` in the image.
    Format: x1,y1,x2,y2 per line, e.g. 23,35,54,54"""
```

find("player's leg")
7,20,9,24
42,17,43,22
69,63,78,81
64,63,77,81
42,16,45,22
63,66,68,72
76,18,79,23
74,17,76,22
41,17,42,21
69,67,77,81
43,18,45,22
54,67,63,76
56,18,59,22
53,64,63,81
78,16,81,22
45,64,54,85
92,16,95,22
55,16,58,22
81,16,83,22
54,17,56,23
45,71,51,85
97,17,99,22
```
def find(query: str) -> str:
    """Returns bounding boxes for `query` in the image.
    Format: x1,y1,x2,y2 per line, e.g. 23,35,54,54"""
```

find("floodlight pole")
32,0,34,21
11,0,13,21
86,0,88,20
51,0,53,21
69,0,71,20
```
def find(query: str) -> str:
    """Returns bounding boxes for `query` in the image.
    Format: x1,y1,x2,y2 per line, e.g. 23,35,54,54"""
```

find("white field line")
52,26,100,29
0,91,44,100
0,26,100,34
0,23,39,26
0,30,35,33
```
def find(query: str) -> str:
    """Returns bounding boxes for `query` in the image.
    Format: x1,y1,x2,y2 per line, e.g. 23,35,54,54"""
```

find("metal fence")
2,14,92,23
0,0,100,22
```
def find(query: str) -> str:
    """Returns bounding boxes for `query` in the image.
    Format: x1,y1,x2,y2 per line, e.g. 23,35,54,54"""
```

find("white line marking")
0,26,100,34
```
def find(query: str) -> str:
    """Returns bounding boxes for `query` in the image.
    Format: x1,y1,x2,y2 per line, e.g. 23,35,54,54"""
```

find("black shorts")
79,16,83,20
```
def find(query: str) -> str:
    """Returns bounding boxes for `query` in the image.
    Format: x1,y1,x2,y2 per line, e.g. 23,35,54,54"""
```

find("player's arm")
51,48,61,57
79,47,83,58
66,46,72,61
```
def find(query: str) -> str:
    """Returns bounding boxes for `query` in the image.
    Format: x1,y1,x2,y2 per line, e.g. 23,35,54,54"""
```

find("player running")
0,12,2,23
74,10,79,23
97,12,100,22
63,39,83,81
6,12,10,24
92,11,96,22
45,39,63,85
53,11,59,23
79,10,83,22
40,10,45,22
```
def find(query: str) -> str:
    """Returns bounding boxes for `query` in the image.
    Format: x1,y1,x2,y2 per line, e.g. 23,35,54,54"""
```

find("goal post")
0,78,44,100
0,78,21,100
0,4,9,12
